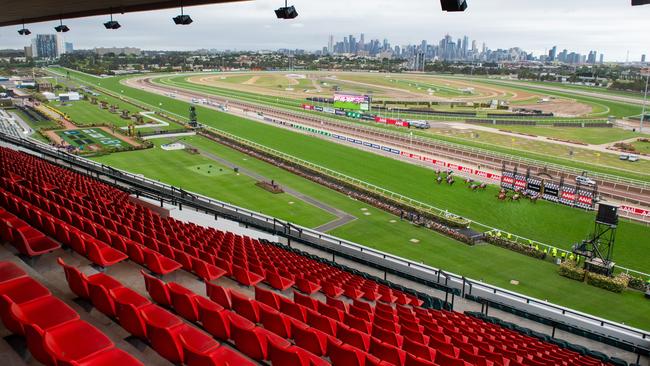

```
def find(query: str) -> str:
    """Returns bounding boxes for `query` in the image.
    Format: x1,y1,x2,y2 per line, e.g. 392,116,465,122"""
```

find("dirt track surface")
123,75,650,214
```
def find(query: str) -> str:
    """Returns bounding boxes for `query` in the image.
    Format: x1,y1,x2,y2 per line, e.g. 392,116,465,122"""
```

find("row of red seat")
0,261,142,366
57,258,253,366
0,206,60,257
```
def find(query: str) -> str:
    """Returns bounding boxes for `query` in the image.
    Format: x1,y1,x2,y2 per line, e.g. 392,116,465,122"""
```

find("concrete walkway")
184,143,357,232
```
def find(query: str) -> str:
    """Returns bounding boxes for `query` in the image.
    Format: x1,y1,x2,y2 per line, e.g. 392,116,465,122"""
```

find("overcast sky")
0,0,648,61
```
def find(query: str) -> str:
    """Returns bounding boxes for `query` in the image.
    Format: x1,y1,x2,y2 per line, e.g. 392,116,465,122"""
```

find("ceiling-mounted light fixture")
275,0,298,19
440,0,468,12
104,12,121,30
173,1,193,25
17,21,31,35
54,19,70,32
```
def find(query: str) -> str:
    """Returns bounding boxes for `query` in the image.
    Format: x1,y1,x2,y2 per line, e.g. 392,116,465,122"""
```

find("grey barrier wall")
0,133,648,354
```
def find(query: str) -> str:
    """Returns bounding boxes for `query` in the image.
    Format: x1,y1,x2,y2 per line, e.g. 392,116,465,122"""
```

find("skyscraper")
65,42,74,54
462,36,469,57
549,46,557,61
34,34,58,58
599,54,604,64
328,35,334,54
642,54,647,63
56,33,65,57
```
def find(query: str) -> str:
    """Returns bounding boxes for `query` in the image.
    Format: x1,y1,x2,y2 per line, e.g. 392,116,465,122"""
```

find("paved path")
184,143,357,232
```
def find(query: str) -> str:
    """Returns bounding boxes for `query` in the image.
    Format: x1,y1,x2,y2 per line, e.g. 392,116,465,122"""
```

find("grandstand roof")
0,0,248,27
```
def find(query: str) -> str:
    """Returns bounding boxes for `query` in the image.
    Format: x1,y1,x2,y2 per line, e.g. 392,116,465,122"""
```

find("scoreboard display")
333,93,371,111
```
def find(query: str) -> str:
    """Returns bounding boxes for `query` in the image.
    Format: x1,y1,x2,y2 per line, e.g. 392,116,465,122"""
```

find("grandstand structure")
0,109,27,139
0,124,649,365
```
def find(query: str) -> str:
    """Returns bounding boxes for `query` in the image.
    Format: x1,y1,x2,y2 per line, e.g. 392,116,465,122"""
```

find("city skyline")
0,0,648,61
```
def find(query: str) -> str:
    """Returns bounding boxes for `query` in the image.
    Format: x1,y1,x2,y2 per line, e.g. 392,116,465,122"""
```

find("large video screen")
333,93,370,111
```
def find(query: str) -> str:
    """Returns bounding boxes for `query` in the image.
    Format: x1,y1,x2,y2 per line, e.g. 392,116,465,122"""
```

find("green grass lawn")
497,125,649,145
53,67,650,274
631,140,650,154
54,99,133,127
93,140,336,228
98,134,650,331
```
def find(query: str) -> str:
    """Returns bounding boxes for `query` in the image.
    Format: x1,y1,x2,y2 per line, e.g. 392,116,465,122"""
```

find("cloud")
0,0,647,60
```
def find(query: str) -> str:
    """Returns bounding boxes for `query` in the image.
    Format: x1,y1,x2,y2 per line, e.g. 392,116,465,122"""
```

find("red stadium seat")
205,282,232,309
85,239,127,267
112,294,152,339
0,276,50,304
0,261,27,284
265,271,295,291
142,269,172,307
0,294,79,335
295,277,321,294
24,320,114,366
291,323,333,357
141,306,187,363
232,264,264,286
405,353,437,366
231,291,260,323
255,286,281,310
369,338,406,366
58,348,144,366
88,275,124,318
168,282,200,322
11,225,60,257
337,325,370,351
145,250,181,276
196,298,230,341
57,257,91,299
259,303,293,338
192,258,226,282
176,326,220,366
293,290,319,311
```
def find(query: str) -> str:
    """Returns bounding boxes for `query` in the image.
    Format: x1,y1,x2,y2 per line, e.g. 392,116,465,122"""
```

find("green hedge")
558,261,586,282
485,233,546,260
585,272,628,293
620,273,647,291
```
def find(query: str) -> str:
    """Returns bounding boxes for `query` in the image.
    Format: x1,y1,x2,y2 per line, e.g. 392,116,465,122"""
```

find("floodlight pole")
641,73,649,133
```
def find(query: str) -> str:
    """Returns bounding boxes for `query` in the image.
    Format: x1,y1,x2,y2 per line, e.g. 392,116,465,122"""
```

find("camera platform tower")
571,203,618,276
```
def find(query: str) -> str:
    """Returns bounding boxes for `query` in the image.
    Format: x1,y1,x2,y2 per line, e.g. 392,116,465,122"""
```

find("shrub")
621,274,647,291
485,234,546,260
585,272,628,293
558,261,585,282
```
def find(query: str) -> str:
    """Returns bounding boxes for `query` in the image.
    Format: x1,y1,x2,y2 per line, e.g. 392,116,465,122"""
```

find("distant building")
34,34,58,58
56,33,65,57
24,46,33,58
94,47,142,56
65,42,74,54
642,54,647,63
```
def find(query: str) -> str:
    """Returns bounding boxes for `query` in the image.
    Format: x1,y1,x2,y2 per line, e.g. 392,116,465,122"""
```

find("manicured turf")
93,140,337,228
9,108,60,130
631,140,650,155
497,125,649,145
54,67,650,275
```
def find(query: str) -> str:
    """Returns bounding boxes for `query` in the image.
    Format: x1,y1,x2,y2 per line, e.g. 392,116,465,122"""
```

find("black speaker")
632,0,650,5
440,0,468,12
596,203,618,226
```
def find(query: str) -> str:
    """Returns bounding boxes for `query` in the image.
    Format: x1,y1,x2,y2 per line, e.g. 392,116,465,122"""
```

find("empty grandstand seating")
0,146,623,366
0,261,143,366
